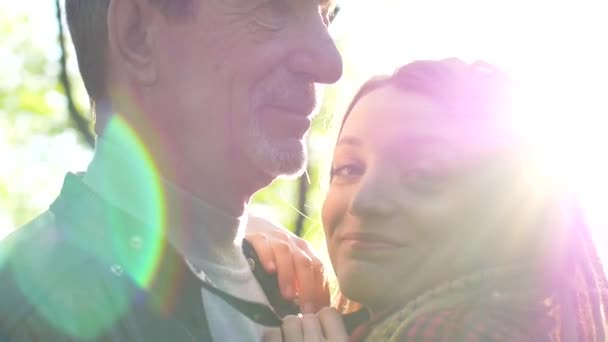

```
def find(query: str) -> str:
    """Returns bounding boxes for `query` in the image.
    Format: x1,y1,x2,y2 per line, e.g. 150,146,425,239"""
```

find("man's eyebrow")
317,0,339,23
318,0,334,7
328,4,340,23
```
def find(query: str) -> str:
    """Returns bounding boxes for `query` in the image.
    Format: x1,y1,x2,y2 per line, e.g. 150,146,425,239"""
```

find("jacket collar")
50,173,283,327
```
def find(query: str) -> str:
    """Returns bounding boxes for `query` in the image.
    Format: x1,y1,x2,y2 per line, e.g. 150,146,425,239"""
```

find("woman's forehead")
340,86,453,140
339,85,516,156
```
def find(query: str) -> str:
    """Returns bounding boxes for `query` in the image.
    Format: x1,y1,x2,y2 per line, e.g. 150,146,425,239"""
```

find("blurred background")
1,0,607,260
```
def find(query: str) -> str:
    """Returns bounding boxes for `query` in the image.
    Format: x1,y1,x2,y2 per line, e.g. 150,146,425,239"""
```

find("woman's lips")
339,232,405,250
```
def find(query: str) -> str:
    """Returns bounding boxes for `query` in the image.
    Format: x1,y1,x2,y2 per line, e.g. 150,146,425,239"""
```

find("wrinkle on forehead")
193,0,271,51
215,0,336,14
208,0,262,14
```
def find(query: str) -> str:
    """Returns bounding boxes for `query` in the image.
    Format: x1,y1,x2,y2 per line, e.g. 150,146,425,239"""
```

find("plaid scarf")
349,206,607,342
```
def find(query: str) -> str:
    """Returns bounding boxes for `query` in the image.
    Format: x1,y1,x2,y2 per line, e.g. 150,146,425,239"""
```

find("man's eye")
254,0,289,29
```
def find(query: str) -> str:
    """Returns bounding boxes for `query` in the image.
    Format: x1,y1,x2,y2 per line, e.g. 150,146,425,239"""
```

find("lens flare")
101,115,167,289
10,115,169,340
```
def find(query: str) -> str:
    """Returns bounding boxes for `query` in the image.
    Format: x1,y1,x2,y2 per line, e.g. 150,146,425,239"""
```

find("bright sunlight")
334,0,608,258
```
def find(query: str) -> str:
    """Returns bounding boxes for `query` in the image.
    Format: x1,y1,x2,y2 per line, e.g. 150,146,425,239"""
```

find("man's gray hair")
64,0,195,132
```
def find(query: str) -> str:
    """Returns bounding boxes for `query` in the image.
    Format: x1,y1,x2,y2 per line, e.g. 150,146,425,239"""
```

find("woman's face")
322,85,538,313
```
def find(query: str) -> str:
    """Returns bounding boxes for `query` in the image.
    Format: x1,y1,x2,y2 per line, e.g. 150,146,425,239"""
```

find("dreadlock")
560,205,608,341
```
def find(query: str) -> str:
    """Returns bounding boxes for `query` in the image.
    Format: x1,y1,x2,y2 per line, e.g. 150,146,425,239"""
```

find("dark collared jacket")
0,173,297,342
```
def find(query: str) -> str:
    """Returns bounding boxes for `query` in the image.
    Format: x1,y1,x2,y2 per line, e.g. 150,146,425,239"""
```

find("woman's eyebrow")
386,136,449,155
336,136,362,147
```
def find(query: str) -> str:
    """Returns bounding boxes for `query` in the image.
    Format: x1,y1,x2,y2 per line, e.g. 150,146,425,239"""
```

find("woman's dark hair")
339,59,511,135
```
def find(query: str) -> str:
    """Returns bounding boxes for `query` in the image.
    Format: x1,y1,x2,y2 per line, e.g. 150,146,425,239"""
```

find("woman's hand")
246,214,329,314
263,307,348,342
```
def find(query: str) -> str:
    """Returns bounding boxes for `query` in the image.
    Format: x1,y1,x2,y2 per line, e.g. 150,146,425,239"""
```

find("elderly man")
0,0,342,341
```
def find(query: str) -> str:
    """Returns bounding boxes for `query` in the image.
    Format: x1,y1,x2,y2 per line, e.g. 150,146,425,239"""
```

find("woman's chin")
337,266,388,309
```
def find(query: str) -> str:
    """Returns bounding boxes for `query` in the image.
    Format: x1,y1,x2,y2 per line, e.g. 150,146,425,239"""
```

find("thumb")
263,328,283,342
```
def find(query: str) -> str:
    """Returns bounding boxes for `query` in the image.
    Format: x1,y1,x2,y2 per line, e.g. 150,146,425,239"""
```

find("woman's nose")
349,168,400,218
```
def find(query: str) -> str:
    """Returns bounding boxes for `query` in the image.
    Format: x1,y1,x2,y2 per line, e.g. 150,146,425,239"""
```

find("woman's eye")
401,159,443,189
403,169,434,182
331,163,364,182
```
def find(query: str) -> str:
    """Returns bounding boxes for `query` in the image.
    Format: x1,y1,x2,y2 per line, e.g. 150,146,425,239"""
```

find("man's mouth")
259,105,312,137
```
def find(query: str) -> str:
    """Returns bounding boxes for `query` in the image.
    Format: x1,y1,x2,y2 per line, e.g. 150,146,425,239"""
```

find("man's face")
150,0,342,184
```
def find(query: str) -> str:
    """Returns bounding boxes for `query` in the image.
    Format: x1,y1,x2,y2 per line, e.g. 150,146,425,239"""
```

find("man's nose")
286,17,343,84
349,169,400,218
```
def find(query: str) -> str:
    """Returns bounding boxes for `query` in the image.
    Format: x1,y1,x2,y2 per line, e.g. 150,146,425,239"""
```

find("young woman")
255,59,608,341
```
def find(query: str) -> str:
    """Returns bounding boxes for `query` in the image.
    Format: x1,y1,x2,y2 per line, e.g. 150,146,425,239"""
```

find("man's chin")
258,143,307,179
243,127,309,178
267,154,307,179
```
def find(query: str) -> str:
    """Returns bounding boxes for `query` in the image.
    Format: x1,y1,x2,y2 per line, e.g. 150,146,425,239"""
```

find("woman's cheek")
403,190,462,238
321,189,348,237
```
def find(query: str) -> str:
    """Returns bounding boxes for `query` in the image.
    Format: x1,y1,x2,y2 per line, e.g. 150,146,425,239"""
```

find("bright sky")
1,1,607,258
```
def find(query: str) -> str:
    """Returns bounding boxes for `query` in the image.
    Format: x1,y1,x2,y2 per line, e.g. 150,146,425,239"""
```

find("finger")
263,328,283,342
293,251,316,313
312,260,330,311
318,307,348,341
273,240,297,300
301,314,324,342
282,315,303,342
293,240,329,311
246,233,276,273
294,237,315,256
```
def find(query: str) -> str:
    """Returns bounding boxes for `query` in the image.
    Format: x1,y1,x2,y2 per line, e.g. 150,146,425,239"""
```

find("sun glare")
335,0,608,255
513,64,608,259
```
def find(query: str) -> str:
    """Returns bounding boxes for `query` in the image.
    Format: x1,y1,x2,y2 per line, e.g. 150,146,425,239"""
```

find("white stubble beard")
244,114,308,179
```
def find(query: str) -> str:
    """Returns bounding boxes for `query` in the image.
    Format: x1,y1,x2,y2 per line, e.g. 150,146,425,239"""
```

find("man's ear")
107,0,157,86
